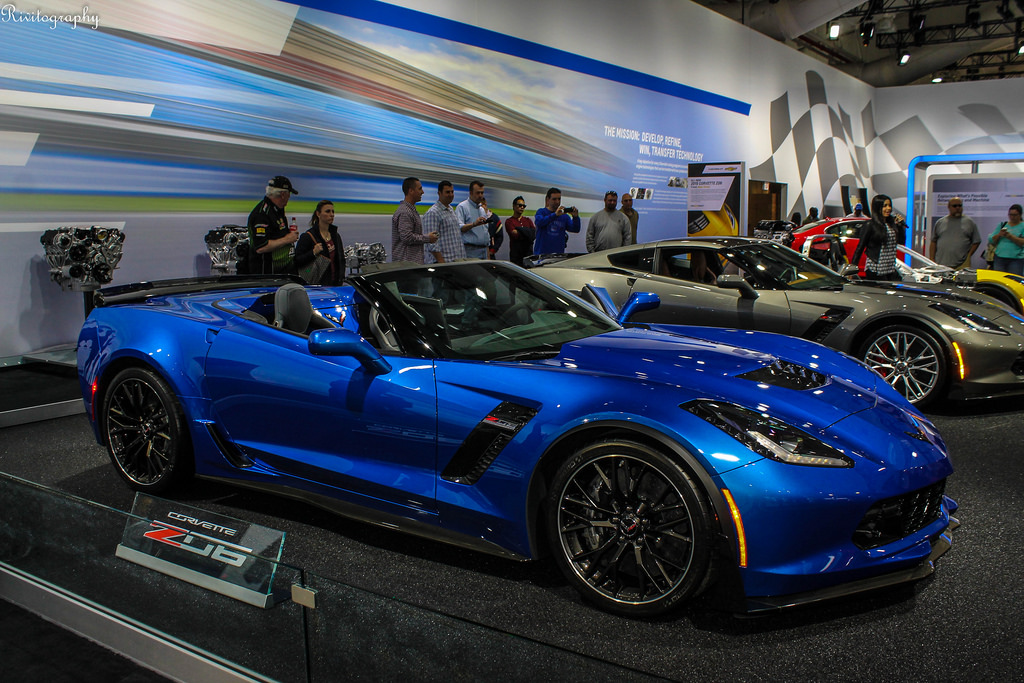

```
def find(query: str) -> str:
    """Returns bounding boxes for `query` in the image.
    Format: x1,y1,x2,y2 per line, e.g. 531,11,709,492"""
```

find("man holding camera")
533,187,580,255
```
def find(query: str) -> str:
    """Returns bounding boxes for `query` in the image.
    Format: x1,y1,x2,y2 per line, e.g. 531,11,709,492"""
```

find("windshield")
724,242,848,290
357,261,620,360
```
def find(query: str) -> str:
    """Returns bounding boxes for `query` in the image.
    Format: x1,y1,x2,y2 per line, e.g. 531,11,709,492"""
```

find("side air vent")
441,402,538,485
802,308,851,344
205,423,253,468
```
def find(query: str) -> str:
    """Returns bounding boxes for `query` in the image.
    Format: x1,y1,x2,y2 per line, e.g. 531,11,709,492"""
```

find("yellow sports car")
892,245,1024,314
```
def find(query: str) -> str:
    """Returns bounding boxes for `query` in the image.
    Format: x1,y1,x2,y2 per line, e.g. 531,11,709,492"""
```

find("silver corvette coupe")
535,238,1024,407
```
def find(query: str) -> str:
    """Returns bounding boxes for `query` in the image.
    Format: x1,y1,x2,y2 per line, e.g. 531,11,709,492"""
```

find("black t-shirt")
247,198,293,274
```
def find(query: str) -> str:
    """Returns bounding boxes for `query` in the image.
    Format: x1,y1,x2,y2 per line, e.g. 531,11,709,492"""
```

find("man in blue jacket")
533,187,580,254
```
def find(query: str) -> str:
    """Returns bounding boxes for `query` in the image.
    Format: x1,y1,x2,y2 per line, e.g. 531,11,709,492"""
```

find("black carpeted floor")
2,395,1024,681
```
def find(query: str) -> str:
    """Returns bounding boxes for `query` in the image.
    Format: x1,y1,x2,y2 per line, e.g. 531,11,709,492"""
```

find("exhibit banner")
686,162,744,237
116,494,286,609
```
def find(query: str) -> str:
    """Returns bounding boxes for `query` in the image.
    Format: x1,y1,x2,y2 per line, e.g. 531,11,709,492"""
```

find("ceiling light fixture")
900,52,911,65
859,21,874,46
828,21,840,40
932,76,943,83
965,4,981,29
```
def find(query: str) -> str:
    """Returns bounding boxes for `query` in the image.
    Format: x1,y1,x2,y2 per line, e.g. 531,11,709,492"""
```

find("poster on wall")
686,162,744,237
0,1,749,243
929,174,1024,240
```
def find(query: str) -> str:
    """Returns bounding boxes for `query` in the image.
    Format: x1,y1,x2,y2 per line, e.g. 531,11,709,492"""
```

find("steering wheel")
500,303,532,326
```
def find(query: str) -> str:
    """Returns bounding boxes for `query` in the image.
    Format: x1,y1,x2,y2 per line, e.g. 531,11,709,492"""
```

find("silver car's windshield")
357,261,620,360
725,243,848,290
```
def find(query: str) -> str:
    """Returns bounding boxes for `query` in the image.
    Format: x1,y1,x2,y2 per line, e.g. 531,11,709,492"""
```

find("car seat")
273,283,333,335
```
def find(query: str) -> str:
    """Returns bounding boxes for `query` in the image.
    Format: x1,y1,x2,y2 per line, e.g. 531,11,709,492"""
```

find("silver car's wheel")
859,325,947,407
103,367,192,493
547,441,712,617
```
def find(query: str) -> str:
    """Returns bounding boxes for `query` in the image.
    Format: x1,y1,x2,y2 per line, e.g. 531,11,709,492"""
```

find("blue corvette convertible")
77,261,956,616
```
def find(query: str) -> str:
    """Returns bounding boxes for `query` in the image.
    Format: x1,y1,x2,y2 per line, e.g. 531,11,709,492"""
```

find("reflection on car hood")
549,327,880,431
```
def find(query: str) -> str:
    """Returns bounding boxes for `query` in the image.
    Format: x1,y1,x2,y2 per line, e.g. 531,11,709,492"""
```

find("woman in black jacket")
850,194,905,281
294,200,345,285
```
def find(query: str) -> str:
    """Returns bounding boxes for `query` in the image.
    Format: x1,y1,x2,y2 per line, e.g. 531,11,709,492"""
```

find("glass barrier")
0,472,307,682
0,471,656,682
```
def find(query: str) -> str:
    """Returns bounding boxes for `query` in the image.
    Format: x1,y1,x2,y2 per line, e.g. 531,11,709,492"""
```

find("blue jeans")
992,256,1024,276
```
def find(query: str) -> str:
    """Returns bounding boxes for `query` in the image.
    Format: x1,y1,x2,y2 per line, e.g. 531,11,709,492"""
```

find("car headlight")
682,400,853,468
930,302,1008,335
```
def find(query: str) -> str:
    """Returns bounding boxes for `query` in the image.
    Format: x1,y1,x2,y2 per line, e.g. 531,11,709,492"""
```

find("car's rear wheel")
858,324,947,407
547,440,712,617
102,367,192,493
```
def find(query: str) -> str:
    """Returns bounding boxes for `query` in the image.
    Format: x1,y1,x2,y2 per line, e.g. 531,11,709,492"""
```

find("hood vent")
739,359,829,391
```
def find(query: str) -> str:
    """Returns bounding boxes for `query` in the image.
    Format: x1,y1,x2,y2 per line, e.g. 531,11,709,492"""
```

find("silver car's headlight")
930,303,1008,335
683,400,853,468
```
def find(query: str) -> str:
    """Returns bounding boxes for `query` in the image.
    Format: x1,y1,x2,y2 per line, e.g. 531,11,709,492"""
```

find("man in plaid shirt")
391,177,437,263
425,180,465,264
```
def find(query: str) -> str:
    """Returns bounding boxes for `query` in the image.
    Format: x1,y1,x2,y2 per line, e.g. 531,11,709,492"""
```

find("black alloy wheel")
103,366,192,493
858,324,947,407
547,440,712,617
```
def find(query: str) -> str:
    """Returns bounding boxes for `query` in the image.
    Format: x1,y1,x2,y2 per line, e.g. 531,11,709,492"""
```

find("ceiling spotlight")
908,12,926,31
859,21,874,46
828,22,841,40
900,52,911,65
932,77,943,83
1019,43,1024,54
965,4,981,28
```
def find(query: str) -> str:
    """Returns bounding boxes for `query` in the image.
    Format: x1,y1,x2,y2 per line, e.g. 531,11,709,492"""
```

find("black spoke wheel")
858,324,947,407
102,367,192,493
547,440,712,617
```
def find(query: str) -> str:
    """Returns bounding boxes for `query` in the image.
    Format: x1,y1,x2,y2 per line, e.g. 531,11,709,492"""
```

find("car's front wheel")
547,440,713,617
858,324,947,407
102,366,193,493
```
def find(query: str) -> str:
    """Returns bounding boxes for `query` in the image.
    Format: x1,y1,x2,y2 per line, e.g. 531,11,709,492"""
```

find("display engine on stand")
41,226,125,313
204,225,387,277
204,225,250,274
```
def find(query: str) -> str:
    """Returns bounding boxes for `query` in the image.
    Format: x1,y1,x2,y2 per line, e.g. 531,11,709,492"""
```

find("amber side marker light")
721,488,747,567
90,379,98,417
951,341,965,380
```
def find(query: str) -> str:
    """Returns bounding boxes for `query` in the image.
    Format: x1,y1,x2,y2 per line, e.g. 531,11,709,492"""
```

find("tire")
858,324,947,407
546,440,713,617
102,367,193,493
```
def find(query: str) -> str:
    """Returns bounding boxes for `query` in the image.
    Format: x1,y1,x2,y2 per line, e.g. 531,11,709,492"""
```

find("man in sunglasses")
930,196,980,269
504,196,536,266
585,190,633,253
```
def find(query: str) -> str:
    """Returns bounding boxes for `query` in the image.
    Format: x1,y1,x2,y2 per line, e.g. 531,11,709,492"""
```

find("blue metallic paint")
77,265,956,612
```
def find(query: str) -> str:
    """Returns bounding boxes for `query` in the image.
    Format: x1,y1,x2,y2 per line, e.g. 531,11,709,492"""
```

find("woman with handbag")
295,200,345,285
987,204,1024,276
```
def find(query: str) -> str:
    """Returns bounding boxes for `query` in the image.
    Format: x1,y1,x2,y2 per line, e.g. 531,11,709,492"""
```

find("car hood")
550,326,882,431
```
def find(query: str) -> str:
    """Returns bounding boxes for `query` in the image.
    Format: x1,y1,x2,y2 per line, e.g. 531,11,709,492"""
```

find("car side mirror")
616,291,660,324
716,274,759,299
838,263,858,277
308,328,391,375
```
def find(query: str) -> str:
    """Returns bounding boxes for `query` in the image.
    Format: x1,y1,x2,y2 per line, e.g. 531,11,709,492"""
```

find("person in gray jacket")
586,191,633,252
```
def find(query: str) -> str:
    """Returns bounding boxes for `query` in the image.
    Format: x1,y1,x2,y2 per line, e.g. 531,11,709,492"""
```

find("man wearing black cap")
248,175,299,274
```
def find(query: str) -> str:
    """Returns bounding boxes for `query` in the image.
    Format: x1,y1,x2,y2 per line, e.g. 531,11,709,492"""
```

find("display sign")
687,162,745,237
116,494,285,609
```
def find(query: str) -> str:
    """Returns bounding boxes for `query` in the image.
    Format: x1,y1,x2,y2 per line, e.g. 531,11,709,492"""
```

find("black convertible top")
92,274,303,307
